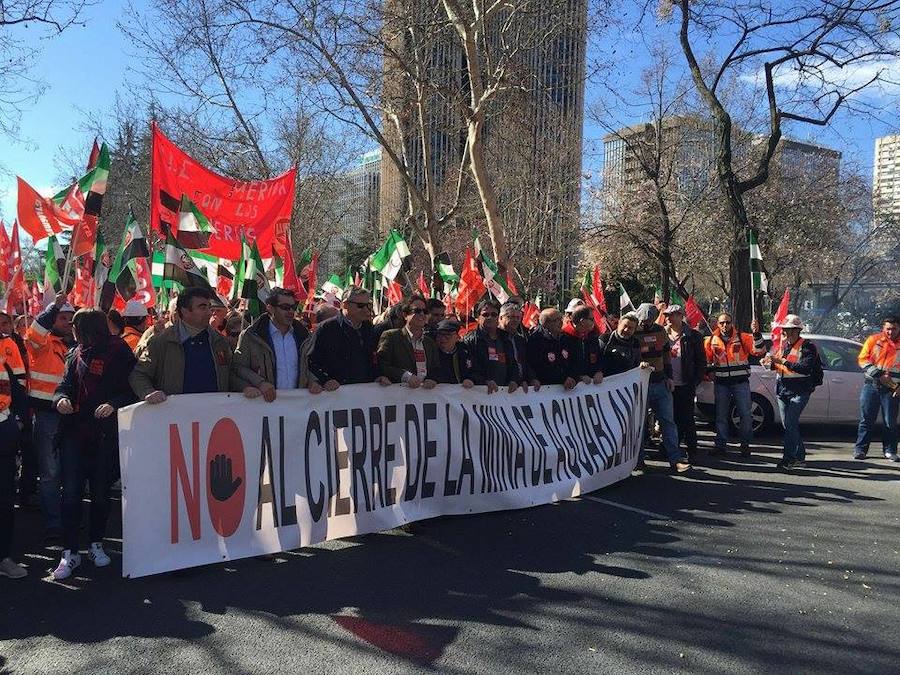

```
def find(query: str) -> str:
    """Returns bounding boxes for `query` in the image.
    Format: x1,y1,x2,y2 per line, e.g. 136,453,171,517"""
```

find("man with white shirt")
233,287,311,400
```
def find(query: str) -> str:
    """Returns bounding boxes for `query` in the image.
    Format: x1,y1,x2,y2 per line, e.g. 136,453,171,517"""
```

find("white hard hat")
777,314,804,330
123,299,149,318
59,303,76,313
565,298,584,313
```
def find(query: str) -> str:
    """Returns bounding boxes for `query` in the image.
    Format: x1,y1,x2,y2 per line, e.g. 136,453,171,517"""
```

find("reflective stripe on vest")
872,338,900,383
780,338,807,379
710,332,750,379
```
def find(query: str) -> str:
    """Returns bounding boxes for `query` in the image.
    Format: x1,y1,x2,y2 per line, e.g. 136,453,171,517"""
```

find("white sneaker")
0,557,27,579
88,542,111,567
52,550,81,580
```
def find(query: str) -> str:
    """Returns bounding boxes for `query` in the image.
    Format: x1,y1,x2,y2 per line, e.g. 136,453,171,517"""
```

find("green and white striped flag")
748,229,768,295
434,252,459,285
369,229,410,281
618,283,634,312
473,229,510,302
43,235,65,305
321,274,344,298
176,195,214,249
152,249,218,289
110,212,151,301
239,239,270,308
163,229,212,289
229,237,250,302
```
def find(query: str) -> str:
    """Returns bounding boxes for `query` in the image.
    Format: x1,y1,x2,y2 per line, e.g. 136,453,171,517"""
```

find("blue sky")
1,0,898,225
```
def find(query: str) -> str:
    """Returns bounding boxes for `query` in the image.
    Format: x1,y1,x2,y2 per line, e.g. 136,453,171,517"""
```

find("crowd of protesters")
0,285,897,581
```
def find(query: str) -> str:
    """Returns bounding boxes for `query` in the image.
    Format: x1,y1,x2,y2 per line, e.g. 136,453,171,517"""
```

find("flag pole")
61,224,81,296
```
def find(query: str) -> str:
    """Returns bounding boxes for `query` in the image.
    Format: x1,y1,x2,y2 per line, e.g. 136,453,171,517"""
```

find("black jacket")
307,315,378,385
561,326,603,378
599,331,641,376
433,343,476,384
526,327,577,385
501,328,531,382
669,325,706,387
775,338,820,398
462,328,519,386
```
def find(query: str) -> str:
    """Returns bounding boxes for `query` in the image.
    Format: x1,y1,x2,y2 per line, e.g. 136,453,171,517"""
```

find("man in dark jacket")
527,308,578,389
432,320,475,386
307,286,391,391
462,299,519,393
599,313,641,376
233,287,311,401
499,300,532,390
377,295,440,387
663,305,707,460
762,315,820,470
561,306,604,385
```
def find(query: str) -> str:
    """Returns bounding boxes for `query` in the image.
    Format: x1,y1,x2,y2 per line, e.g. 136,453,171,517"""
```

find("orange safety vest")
775,338,808,379
1,335,26,421
25,321,69,403
704,330,763,381
858,333,900,384
123,327,144,352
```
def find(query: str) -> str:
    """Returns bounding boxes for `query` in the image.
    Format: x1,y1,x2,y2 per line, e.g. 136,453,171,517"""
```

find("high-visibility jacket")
123,326,144,352
858,332,900,386
1,335,26,422
704,329,766,383
26,306,71,409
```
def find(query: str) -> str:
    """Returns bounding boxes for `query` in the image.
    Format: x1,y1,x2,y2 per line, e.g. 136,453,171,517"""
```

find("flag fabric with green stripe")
110,212,151,301
369,229,410,281
163,229,212,289
749,229,768,294
42,236,65,305
619,283,634,312
321,274,344,297
176,195,214,249
473,230,510,302
238,239,269,317
434,252,458,285
229,238,249,302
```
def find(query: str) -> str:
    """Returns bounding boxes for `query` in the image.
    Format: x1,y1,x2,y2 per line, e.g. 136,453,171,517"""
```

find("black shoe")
853,451,867,460
740,444,751,457
777,460,794,471
633,459,647,473
43,528,62,545
710,446,726,456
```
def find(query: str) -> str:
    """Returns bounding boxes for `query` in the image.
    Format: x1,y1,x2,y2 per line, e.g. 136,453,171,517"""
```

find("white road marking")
580,495,674,521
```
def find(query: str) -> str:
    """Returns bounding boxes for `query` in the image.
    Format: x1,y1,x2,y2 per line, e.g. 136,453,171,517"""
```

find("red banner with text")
150,123,296,260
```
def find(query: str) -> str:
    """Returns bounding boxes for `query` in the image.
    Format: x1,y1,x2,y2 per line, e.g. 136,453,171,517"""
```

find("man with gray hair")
526,308,578,389
307,286,391,392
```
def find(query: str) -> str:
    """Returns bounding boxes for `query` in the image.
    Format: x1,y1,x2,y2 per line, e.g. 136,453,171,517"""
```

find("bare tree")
669,0,900,328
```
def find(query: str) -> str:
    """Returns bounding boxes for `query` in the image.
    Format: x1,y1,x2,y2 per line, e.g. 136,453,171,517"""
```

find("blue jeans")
854,382,899,457
645,381,684,463
778,393,810,463
714,380,752,448
33,409,62,530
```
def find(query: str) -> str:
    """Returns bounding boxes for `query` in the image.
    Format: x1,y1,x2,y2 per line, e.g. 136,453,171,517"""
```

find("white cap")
565,298,584,313
777,314,804,330
123,299,149,318
59,303,76,313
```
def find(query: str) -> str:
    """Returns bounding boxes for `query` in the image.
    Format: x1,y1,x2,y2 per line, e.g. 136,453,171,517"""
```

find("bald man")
526,308,578,389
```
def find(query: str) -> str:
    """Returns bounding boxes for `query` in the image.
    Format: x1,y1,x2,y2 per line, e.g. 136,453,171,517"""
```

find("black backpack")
808,341,824,388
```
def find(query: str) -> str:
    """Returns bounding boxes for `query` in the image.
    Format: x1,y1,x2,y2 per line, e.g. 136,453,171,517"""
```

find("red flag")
770,289,790,353
87,138,101,171
505,270,519,296
3,221,26,314
300,252,319,307
455,248,485,316
592,265,607,313
684,295,706,330
417,271,430,297
386,279,403,306
29,282,42,317
16,177,78,242
133,257,156,308
581,288,608,335
275,228,303,296
71,214,98,258
522,301,539,330
150,123,296,259
0,221,10,284
69,253,95,307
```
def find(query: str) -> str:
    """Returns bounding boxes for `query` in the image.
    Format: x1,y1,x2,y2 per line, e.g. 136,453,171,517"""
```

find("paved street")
2,425,899,674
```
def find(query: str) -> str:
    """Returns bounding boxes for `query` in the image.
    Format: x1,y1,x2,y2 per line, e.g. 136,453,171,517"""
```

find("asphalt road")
2,424,899,674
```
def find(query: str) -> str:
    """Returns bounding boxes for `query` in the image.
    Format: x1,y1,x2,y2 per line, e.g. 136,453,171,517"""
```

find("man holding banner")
129,287,240,404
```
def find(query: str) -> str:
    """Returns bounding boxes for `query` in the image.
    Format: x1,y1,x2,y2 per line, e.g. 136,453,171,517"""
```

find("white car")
695,334,864,432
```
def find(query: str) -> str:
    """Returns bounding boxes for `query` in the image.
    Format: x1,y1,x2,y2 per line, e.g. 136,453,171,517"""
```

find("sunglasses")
410,308,427,315
275,303,298,311
349,301,373,309
480,312,499,318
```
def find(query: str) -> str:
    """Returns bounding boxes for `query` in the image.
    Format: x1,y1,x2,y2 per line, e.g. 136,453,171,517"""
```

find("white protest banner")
118,368,649,578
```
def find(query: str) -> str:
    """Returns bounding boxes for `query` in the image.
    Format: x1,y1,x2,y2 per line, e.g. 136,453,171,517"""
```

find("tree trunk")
467,117,509,268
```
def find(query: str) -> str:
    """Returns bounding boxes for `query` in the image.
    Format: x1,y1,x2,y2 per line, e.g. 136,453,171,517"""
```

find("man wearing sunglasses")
307,286,391,392
233,288,311,402
462,299,520,394
704,312,765,457
377,295,440,388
